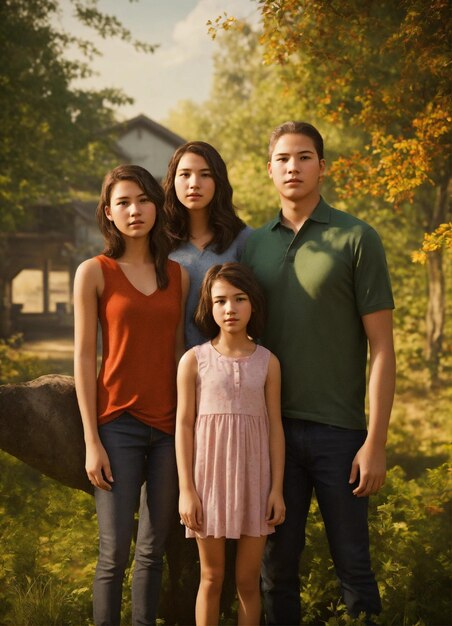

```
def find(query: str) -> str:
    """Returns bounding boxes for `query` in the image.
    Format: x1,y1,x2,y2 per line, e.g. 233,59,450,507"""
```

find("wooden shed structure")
0,116,185,337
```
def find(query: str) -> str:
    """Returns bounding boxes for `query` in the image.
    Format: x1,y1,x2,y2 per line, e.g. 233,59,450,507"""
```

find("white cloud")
53,0,261,120
163,0,260,66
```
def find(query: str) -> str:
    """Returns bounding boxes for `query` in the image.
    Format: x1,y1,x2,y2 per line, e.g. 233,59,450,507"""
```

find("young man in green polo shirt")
242,121,396,625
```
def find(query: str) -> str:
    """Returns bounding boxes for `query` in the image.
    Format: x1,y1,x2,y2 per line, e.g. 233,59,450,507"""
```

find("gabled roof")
112,114,186,148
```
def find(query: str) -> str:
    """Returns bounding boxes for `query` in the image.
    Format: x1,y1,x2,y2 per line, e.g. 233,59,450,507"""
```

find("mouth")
225,319,238,323
187,194,201,199
129,220,144,226
285,178,303,184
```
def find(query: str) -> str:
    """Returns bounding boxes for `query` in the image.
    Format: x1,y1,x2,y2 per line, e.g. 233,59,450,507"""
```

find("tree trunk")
0,277,12,338
426,250,445,385
425,176,450,387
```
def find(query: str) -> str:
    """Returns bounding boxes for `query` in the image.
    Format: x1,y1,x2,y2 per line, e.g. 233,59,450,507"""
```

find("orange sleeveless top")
96,255,181,434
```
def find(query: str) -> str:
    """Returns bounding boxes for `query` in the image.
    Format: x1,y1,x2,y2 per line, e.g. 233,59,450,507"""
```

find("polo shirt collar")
270,196,331,230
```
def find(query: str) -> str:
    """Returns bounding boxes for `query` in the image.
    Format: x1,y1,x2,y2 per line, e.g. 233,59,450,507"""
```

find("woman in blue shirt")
163,141,252,348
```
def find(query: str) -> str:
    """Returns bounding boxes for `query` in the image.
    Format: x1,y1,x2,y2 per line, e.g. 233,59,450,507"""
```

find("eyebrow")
274,149,315,157
213,291,247,298
177,167,211,172
114,192,148,200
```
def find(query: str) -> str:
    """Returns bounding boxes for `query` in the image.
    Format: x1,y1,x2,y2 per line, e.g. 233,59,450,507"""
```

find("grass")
1,338,450,625
388,365,451,478
9,576,75,626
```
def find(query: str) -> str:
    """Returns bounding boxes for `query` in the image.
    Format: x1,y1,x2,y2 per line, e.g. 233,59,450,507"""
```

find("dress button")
233,362,240,387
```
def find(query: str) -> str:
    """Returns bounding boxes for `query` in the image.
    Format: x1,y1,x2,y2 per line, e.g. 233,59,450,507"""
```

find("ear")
318,159,326,184
104,205,114,221
267,161,273,179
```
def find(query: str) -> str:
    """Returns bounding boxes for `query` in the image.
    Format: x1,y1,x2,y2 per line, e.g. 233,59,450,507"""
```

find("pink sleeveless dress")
187,341,274,539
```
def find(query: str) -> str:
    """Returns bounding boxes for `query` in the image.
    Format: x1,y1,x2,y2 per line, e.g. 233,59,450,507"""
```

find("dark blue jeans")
94,412,178,626
261,418,382,625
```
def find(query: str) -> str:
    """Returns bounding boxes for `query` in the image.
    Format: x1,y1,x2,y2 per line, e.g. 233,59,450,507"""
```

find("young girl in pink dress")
175,262,285,626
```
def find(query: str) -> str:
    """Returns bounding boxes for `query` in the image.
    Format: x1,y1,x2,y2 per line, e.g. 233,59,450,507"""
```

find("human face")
174,152,216,213
211,279,252,336
105,180,156,238
268,133,325,208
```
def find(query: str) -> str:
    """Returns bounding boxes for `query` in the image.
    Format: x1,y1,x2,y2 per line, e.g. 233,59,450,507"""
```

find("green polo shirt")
242,197,394,429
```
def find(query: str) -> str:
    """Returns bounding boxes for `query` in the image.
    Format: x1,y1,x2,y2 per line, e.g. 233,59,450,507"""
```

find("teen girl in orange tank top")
74,165,189,626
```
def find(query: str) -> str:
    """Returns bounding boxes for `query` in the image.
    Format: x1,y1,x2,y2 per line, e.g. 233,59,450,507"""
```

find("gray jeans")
94,412,178,626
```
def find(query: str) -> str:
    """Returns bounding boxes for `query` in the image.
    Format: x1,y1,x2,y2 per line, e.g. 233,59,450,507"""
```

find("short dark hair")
95,164,170,289
268,121,324,160
194,263,265,340
163,141,246,254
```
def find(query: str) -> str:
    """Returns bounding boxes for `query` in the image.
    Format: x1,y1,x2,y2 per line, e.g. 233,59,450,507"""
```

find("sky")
57,0,260,124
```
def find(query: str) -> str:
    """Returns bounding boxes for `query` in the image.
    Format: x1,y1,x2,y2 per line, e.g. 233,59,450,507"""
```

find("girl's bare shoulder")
179,347,198,369
74,256,104,291
266,351,281,379
177,348,199,384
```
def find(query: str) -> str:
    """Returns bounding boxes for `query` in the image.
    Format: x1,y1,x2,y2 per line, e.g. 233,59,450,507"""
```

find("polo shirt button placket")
286,247,297,263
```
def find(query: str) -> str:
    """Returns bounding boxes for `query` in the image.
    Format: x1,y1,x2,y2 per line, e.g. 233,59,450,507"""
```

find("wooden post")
0,278,12,337
43,258,50,313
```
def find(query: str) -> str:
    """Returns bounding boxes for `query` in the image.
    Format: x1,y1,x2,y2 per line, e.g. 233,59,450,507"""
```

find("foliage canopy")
199,0,451,382
0,0,156,231
256,0,451,212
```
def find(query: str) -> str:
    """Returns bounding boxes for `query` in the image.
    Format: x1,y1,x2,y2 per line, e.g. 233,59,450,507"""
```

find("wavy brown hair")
163,142,246,253
194,263,265,340
96,164,170,289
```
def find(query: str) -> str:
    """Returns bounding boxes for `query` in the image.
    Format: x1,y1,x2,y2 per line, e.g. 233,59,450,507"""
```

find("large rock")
0,374,91,493
0,375,241,624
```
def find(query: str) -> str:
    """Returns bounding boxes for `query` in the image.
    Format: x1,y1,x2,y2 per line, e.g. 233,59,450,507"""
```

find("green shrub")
0,346,450,625
295,463,451,625
0,335,46,384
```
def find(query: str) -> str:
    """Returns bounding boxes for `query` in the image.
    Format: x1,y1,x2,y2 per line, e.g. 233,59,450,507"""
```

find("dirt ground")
22,335,75,361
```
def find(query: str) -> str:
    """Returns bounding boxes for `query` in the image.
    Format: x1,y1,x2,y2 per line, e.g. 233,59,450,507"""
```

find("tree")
0,0,157,231
165,24,337,225
214,0,451,384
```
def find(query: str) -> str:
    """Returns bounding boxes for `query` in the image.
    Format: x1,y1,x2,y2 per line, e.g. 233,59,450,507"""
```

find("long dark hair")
96,164,170,289
163,142,246,253
194,263,265,340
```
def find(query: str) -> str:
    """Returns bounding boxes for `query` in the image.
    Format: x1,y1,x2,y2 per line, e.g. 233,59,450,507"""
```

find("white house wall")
117,128,177,180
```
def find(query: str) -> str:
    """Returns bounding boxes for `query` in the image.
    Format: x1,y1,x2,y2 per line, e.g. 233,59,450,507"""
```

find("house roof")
111,114,186,148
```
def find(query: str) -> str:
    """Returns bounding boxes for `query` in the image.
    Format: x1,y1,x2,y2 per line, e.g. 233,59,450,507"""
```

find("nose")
189,175,200,189
287,158,299,173
130,202,141,215
225,301,236,315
